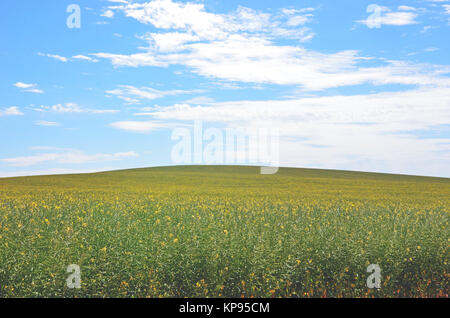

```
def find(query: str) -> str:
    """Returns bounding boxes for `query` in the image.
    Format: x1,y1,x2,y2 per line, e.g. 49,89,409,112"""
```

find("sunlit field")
0,166,448,298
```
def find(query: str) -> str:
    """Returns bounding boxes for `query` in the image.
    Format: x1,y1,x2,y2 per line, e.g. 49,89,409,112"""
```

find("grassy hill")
0,166,448,297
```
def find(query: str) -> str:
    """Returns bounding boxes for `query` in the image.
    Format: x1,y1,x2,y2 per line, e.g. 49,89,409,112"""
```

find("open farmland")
0,166,448,297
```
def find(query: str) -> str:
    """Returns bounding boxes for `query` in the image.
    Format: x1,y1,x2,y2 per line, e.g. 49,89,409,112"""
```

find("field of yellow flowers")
0,166,448,297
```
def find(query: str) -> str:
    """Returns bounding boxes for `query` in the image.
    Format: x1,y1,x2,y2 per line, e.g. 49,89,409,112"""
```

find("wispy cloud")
444,5,450,14
32,103,119,114
109,120,180,133
106,85,200,104
443,4,450,23
1,149,139,167
109,0,316,42
132,85,450,176
97,45,450,91
138,87,450,130
0,106,24,117
14,82,35,89
0,168,108,178
101,10,115,18
397,6,417,12
92,1,450,91
30,146,73,151
34,120,61,126
13,82,44,94
72,55,99,63
107,0,129,3
38,52,99,63
38,52,68,62
357,5,419,27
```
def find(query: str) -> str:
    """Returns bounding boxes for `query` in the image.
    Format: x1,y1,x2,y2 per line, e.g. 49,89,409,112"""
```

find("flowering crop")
0,166,448,297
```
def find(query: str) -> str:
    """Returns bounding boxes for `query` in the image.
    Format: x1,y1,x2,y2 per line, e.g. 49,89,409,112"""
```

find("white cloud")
101,10,115,18
421,25,432,33
183,96,214,105
106,85,199,104
109,120,176,133
444,4,450,14
72,55,99,63
34,120,61,126
380,11,419,25
1,149,139,167
147,32,200,52
24,88,44,94
30,146,73,151
179,40,450,89
13,82,44,94
32,103,119,114
92,1,450,91
94,52,167,67
0,168,107,178
94,35,450,90
139,87,450,129
282,8,315,27
38,53,99,63
93,0,316,65
357,5,419,27
398,6,417,11
133,86,450,177
285,14,313,26
110,1,315,43
0,106,24,117
38,52,68,62
14,82,34,89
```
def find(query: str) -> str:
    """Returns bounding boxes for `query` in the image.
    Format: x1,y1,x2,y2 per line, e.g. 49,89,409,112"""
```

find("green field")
0,166,448,297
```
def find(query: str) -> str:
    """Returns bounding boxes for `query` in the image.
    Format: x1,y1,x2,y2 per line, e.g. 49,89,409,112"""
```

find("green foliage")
0,166,448,297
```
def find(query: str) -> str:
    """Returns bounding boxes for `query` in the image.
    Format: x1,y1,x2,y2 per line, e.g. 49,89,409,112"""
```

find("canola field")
0,166,448,298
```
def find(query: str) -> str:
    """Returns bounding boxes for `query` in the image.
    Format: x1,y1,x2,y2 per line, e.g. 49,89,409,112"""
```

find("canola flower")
0,165,448,298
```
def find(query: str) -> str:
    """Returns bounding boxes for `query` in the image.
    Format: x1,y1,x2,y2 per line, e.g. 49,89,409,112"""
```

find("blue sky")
0,0,449,177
